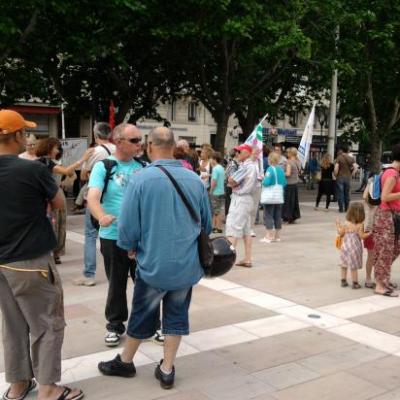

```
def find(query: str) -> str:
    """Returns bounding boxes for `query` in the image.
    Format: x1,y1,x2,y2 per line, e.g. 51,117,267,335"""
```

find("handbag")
335,235,343,250
261,166,284,204
156,166,214,270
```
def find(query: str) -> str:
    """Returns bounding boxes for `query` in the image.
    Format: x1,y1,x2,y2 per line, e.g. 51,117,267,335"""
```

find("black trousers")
100,238,136,334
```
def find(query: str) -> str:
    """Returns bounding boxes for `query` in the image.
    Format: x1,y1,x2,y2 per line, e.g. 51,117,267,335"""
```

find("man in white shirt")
74,122,115,286
226,144,258,268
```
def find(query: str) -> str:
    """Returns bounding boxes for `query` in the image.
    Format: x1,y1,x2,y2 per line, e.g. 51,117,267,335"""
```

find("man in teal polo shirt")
87,123,143,347
210,151,225,233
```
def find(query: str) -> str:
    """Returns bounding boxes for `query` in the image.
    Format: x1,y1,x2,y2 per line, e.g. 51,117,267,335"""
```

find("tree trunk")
116,97,131,124
214,111,230,153
369,128,382,173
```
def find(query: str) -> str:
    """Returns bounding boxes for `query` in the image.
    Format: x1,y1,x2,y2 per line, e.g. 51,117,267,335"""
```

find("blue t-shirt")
118,159,212,290
88,156,143,240
211,164,225,196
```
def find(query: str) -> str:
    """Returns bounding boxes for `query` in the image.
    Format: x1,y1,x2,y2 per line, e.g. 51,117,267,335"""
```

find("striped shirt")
231,159,258,195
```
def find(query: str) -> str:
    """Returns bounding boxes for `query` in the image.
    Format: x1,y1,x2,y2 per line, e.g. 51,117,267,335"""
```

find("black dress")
315,164,334,208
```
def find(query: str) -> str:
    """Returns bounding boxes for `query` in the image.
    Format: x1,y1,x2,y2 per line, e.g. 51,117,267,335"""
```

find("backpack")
367,167,396,206
90,159,118,230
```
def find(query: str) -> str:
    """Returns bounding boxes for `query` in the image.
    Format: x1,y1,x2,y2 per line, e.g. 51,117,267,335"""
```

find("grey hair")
112,123,131,140
93,122,111,139
148,127,175,149
176,139,189,150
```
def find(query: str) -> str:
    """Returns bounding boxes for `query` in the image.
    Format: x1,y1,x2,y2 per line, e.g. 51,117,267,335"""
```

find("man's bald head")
148,127,175,149
113,123,141,140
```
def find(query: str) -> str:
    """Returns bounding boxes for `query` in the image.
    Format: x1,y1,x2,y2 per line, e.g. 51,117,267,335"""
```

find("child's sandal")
341,279,349,287
352,282,361,289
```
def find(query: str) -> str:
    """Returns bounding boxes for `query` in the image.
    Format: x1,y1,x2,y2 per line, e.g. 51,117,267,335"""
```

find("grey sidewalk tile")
190,302,274,332
351,312,400,335
298,344,386,375
251,362,320,390
348,356,400,391
196,375,275,400
273,371,385,400
214,328,356,373
367,388,400,399
153,389,212,400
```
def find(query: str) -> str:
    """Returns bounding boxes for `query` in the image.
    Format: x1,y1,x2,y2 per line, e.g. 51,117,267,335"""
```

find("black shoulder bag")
90,159,117,230
156,165,214,271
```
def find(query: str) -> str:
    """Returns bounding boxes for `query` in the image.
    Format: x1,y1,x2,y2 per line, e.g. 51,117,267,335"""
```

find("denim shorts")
127,273,193,339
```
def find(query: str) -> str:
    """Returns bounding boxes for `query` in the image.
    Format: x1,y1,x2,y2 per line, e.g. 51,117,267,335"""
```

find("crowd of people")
0,108,399,400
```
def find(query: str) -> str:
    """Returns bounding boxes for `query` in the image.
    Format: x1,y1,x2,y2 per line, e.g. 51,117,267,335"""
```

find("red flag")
109,100,115,130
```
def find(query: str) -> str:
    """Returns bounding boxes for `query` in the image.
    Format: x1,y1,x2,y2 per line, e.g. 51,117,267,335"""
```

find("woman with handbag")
260,152,287,243
282,147,301,223
314,153,335,211
372,143,400,297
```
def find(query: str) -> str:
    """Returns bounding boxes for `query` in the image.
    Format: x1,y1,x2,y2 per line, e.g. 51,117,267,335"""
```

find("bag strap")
156,165,200,224
272,166,278,185
100,159,117,203
100,144,112,155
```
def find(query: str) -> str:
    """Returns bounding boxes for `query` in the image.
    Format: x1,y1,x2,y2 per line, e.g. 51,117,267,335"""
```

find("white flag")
298,103,316,168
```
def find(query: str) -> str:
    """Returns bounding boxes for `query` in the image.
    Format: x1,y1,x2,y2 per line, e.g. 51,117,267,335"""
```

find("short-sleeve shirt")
380,168,400,212
88,156,143,240
286,159,301,185
82,143,116,172
211,164,225,196
231,159,258,195
336,154,354,178
0,155,59,263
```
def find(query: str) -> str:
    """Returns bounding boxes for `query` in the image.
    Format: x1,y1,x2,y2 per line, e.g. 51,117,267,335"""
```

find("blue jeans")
336,176,351,212
84,207,98,278
263,204,283,230
127,272,192,339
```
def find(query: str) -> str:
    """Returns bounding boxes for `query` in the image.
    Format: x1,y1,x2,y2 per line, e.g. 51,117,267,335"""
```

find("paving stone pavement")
1,187,400,400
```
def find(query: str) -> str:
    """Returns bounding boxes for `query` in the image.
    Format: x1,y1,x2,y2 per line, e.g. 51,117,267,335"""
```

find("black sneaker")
154,360,175,389
98,354,136,377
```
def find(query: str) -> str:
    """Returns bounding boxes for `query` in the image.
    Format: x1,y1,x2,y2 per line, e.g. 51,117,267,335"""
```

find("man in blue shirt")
87,123,143,347
98,127,212,389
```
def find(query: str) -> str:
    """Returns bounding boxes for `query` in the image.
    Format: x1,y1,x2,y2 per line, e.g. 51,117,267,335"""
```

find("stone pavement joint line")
0,231,395,391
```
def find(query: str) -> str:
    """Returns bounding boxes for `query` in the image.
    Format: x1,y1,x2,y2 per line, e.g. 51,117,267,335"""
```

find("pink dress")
340,230,363,270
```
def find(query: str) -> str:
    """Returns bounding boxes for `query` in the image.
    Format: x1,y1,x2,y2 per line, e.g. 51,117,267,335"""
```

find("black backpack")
90,159,117,230
90,157,147,230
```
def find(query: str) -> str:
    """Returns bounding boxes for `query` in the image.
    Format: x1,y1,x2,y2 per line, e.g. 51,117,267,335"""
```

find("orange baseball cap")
0,109,37,135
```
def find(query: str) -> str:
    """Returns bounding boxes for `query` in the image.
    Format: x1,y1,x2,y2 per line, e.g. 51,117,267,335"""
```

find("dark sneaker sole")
98,364,136,378
155,369,174,389
104,340,120,347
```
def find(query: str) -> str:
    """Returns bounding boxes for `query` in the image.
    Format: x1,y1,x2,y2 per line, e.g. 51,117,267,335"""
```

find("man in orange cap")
226,144,258,267
0,110,84,400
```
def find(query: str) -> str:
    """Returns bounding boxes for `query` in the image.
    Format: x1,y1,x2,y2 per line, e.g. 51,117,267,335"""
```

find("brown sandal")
235,261,252,268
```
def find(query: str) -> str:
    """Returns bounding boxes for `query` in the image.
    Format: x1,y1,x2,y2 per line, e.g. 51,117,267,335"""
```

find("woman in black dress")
315,153,334,211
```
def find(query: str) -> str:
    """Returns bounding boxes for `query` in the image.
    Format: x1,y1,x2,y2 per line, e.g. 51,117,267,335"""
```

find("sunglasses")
122,137,142,144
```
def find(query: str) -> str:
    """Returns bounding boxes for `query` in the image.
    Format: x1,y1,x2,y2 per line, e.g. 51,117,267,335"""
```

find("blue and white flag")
298,103,316,168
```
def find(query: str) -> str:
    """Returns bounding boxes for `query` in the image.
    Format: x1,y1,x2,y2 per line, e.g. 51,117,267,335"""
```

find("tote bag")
261,166,284,204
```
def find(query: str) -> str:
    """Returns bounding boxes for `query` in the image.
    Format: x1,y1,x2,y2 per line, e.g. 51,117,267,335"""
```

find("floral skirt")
372,208,400,285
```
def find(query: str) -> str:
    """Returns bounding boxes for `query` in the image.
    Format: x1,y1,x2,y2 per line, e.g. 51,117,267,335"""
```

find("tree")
153,0,311,152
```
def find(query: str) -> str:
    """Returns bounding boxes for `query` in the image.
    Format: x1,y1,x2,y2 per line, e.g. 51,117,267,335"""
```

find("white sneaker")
105,331,120,347
73,277,96,286
151,330,165,345
260,237,274,243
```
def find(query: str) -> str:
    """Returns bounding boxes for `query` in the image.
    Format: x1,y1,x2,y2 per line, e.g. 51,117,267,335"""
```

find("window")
289,111,299,127
188,102,197,122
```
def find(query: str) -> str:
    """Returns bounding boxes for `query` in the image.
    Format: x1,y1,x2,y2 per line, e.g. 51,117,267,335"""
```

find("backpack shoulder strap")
133,157,147,168
100,159,117,203
100,144,112,155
